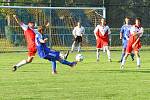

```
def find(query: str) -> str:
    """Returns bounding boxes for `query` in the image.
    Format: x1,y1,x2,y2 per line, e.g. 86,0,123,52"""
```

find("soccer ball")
75,54,84,62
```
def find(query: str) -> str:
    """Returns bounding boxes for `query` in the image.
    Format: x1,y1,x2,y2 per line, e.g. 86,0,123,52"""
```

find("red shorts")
27,47,37,57
126,36,141,54
96,38,109,49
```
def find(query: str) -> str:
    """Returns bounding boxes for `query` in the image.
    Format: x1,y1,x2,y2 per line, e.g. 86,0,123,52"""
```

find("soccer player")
71,21,85,52
94,18,111,62
119,17,134,62
121,18,144,69
12,15,37,71
36,26,77,74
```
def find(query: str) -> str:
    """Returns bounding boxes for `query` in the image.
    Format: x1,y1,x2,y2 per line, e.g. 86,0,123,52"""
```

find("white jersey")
94,25,111,36
130,25,144,37
72,26,85,36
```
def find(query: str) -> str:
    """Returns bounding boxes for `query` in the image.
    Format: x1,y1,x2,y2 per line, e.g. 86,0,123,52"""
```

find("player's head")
124,16,130,24
100,18,106,25
38,26,45,34
77,21,81,27
28,21,35,29
135,18,141,26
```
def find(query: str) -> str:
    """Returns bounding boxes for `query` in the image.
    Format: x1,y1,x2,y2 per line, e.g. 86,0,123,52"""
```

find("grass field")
0,51,150,100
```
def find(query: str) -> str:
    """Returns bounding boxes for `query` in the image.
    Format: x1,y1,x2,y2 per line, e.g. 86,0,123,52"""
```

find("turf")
0,51,150,100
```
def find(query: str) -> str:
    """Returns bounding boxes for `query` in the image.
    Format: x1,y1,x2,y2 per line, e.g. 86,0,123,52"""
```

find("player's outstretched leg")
64,50,70,60
58,58,77,67
59,50,70,60
12,57,34,72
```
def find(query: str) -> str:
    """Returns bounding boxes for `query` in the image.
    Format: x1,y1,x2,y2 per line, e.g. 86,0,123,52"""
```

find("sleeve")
20,22,28,31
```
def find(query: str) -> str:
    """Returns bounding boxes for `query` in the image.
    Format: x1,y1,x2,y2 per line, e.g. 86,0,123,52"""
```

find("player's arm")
132,35,140,48
132,28,144,48
72,27,77,38
120,26,124,39
94,26,98,39
13,15,28,31
39,38,48,43
13,15,21,24
37,34,48,43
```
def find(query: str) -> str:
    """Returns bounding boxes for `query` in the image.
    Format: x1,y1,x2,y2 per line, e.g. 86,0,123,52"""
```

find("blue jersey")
35,32,49,58
35,32,60,60
120,24,131,48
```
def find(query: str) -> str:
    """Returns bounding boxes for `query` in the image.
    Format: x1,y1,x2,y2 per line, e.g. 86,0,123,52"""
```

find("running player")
119,17,134,62
12,15,37,71
121,18,144,69
94,18,111,62
71,21,85,52
36,26,77,74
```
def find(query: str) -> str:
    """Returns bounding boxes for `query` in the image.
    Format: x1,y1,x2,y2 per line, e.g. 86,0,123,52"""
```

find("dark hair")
125,16,130,19
135,18,141,23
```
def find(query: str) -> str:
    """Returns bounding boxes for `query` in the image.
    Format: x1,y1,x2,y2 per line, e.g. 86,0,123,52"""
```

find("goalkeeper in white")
71,21,85,52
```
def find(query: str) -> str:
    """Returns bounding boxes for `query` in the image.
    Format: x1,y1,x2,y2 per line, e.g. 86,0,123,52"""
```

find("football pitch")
0,50,150,100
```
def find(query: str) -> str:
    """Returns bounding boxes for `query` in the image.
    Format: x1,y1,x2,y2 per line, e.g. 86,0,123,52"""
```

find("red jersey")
20,23,37,56
94,25,111,48
126,25,144,53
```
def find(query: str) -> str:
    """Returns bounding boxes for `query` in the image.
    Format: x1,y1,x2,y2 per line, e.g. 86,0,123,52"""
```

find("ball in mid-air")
75,54,84,62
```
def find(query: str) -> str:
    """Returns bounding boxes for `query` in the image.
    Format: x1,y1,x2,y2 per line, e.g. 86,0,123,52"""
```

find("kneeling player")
36,26,77,74
121,18,143,69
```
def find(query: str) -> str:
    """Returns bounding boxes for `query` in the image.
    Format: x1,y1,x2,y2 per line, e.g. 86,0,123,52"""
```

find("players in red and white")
12,15,37,71
121,18,144,69
94,18,111,62
71,21,85,52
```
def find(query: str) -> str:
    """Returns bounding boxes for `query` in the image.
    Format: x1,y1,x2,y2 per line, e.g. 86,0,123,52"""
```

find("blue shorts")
44,50,60,61
37,46,60,61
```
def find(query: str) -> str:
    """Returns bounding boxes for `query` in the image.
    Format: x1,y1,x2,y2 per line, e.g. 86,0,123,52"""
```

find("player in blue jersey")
119,17,134,62
35,26,77,74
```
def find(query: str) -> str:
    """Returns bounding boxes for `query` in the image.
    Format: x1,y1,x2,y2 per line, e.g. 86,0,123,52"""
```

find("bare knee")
26,57,34,63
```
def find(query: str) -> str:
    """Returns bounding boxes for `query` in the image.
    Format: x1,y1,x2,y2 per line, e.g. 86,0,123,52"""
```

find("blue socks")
59,59,72,66
51,61,56,72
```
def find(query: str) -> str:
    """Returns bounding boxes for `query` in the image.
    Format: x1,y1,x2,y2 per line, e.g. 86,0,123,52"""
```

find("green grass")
0,51,150,100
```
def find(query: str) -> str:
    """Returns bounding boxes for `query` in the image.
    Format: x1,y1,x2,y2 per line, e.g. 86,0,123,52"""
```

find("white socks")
137,57,140,66
105,46,111,60
78,43,81,52
121,57,126,66
16,60,27,68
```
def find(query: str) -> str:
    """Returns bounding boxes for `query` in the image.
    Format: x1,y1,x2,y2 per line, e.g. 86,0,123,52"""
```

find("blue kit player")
119,17,134,62
35,26,77,74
